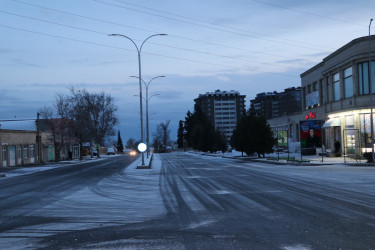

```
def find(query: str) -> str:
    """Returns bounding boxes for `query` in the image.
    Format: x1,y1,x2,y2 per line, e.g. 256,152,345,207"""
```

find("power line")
250,0,365,27
92,0,330,52
111,0,336,50
0,24,299,78
0,10,304,71
11,0,319,63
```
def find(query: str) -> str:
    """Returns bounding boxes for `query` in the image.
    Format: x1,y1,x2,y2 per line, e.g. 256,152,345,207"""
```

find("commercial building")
194,90,246,141
268,35,375,157
301,35,375,157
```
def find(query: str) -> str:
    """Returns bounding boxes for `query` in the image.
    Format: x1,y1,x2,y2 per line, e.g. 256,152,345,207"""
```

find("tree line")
39,88,118,161
178,104,227,153
177,103,275,157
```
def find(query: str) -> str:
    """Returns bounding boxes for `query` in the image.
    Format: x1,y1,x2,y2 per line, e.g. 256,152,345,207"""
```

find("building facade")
267,35,375,157
301,35,375,157
194,90,246,141
250,87,301,120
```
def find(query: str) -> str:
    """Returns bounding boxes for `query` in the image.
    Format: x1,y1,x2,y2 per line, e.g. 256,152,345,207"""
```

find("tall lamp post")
369,19,375,162
109,33,167,166
131,75,165,158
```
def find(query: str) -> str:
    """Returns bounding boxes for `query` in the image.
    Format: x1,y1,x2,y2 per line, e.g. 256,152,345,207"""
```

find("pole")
37,112,41,163
369,19,374,163
109,34,167,166
131,76,164,158
137,50,145,165
146,85,149,158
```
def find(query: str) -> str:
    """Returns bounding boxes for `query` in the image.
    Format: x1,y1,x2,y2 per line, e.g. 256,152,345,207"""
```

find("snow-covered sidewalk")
191,150,374,166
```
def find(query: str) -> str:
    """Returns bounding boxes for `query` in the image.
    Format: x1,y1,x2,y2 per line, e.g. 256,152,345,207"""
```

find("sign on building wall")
277,131,288,147
300,120,322,148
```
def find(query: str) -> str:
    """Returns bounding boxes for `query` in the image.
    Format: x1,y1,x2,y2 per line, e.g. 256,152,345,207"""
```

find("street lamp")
131,75,165,157
369,18,374,162
109,33,167,166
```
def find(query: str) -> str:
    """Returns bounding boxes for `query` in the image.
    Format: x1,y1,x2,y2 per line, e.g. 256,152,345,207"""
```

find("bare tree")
67,88,118,158
153,120,171,151
40,88,119,161
39,93,73,161
85,91,118,146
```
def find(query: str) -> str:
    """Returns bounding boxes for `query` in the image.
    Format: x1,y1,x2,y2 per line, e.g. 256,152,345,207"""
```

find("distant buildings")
250,87,301,120
194,90,246,141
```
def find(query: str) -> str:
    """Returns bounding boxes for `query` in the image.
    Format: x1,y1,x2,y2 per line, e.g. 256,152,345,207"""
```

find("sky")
1,0,375,143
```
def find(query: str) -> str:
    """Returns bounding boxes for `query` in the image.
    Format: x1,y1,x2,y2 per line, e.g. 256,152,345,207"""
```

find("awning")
322,118,341,128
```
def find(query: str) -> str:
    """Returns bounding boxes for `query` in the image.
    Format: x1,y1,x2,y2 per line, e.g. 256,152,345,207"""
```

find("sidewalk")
192,151,374,166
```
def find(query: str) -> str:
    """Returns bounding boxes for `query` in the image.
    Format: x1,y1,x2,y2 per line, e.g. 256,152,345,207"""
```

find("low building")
1,129,38,167
0,118,80,167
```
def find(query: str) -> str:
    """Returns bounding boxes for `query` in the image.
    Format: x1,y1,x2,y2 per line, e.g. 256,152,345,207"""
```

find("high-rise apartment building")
250,87,301,120
194,90,246,141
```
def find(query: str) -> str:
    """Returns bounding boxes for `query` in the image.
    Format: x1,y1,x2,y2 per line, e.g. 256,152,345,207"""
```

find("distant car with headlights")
129,150,137,156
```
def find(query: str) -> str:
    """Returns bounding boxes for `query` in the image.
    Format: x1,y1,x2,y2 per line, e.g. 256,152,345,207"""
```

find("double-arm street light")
132,75,165,157
109,33,167,166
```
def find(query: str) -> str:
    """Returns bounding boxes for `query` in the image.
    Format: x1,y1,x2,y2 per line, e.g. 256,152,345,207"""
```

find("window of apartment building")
344,67,353,98
358,61,375,95
333,73,340,101
23,145,28,158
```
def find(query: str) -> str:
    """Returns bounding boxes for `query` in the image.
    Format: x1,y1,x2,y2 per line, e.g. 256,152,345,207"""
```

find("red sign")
305,112,316,120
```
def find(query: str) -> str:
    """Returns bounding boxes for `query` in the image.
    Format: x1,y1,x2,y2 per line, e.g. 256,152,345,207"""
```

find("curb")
137,154,153,169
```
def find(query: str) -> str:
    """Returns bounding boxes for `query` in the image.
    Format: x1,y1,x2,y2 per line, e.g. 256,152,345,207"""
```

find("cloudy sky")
1,0,374,143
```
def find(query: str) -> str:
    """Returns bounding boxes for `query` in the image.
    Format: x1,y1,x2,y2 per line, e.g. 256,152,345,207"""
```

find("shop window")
360,114,375,148
358,61,375,95
333,73,340,101
344,67,353,98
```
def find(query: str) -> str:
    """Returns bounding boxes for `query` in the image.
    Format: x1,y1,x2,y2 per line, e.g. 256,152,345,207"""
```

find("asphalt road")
0,153,375,249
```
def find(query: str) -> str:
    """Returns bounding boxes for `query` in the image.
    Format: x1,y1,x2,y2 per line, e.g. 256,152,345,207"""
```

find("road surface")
0,153,375,249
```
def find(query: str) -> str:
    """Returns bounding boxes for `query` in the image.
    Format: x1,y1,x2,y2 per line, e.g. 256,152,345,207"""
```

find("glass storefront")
359,113,375,152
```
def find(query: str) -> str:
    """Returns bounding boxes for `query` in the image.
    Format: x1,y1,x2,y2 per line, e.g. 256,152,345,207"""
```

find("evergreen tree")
177,120,184,148
117,130,124,153
231,106,275,158
182,104,227,153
